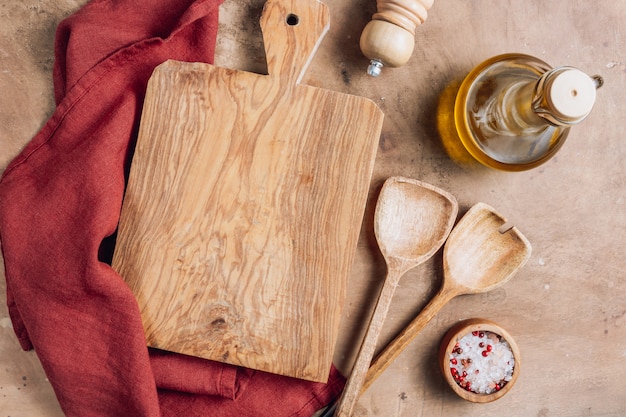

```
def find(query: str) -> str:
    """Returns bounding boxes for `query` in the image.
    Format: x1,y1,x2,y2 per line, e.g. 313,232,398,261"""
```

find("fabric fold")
149,349,254,399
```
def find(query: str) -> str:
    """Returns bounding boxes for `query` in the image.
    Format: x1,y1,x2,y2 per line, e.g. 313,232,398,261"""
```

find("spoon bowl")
375,178,459,266
443,202,532,294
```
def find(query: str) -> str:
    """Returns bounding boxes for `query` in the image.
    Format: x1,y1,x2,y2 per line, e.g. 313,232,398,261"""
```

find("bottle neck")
532,67,602,126
484,67,601,136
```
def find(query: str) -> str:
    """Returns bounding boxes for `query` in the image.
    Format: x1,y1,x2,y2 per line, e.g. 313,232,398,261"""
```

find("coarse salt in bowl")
439,318,521,403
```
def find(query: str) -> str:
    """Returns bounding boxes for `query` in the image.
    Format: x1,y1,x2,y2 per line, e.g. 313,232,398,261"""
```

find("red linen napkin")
0,0,344,415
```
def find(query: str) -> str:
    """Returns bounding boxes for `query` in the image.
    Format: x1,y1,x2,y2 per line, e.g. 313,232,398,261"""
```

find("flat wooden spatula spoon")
334,176,458,417
360,202,532,394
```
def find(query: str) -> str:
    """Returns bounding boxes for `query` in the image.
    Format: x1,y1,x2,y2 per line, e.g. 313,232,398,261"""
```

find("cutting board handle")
260,0,330,84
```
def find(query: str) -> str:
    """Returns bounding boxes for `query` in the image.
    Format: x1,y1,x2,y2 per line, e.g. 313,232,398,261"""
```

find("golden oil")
438,54,602,171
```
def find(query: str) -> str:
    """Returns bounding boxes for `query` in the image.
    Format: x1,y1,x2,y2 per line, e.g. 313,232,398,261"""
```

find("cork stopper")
533,67,601,125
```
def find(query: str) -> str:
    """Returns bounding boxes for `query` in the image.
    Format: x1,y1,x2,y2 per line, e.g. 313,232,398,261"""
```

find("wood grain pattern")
111,0,383,383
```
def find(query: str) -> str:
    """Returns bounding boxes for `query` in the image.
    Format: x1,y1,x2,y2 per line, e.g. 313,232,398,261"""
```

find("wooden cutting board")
112,0,384,383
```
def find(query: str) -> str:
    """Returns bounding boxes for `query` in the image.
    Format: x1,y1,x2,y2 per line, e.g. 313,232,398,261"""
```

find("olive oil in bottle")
438,54,603,171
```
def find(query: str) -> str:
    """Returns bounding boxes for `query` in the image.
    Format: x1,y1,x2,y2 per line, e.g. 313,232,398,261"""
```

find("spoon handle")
334,268,404,417
361,285,458,393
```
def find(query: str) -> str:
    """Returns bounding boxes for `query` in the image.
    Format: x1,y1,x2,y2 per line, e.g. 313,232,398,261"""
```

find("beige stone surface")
2,0,625,416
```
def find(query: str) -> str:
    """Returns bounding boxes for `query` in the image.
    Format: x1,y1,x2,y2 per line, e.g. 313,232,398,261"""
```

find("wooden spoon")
334,176,458,417
360,202,532,393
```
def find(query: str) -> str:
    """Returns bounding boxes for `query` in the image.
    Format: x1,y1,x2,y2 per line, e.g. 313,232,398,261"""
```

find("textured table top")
2,0,625,416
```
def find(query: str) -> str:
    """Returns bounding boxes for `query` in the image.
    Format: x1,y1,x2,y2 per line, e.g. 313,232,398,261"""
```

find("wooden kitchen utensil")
334,177,458,417
111,0,384,383
361,202,532,392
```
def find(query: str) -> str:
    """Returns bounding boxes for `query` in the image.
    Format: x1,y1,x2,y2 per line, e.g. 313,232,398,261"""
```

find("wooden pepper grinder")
360,0,434,76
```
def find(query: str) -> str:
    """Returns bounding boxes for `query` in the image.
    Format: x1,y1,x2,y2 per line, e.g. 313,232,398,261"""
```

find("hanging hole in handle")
286,14,299,26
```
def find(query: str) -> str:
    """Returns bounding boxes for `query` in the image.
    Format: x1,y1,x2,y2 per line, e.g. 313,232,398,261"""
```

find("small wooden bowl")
439,318,520,403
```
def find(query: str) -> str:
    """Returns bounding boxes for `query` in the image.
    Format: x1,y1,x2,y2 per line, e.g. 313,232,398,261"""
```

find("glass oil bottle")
437,53,603,171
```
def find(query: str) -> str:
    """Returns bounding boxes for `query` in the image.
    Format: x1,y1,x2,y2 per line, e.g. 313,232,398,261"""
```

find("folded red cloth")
0,0,344,415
